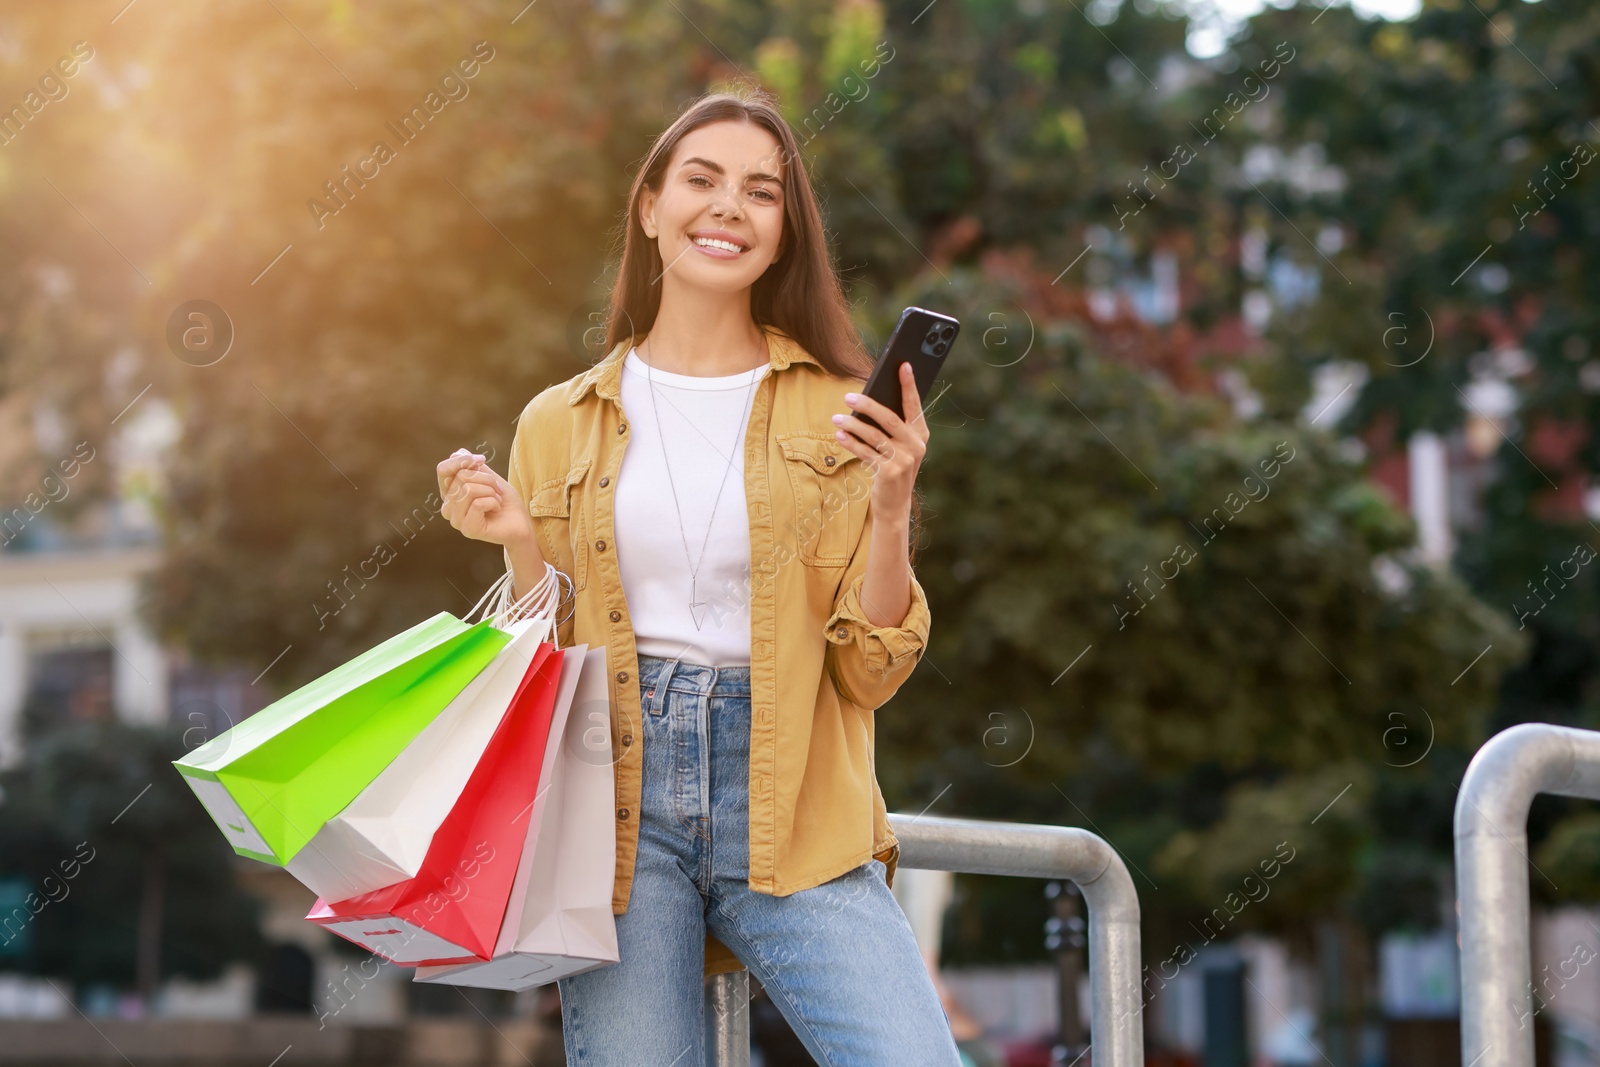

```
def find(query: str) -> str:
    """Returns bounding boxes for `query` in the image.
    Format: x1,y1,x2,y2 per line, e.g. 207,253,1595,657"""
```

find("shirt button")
617,670,629,684
622,733,633,746
617,808,630,821
596,539,607,552
824,455,836,466
617,423,628,435
835,625,850,640
609,610,621,622
599,476,610,488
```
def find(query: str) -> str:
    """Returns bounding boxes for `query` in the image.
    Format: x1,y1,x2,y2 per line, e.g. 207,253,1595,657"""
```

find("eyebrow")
678,156,784,186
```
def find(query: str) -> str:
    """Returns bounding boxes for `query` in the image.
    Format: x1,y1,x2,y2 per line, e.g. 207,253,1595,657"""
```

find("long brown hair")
606,87,926,566
605,88,873,381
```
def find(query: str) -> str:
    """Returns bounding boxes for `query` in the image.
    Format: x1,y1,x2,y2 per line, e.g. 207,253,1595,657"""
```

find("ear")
638,187,658,239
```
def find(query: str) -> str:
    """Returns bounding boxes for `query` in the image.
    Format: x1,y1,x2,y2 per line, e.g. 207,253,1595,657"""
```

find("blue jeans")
557,653,963,1067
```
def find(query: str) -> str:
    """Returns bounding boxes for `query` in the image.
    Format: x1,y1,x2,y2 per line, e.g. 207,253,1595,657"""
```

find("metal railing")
1456,723,1600,1067
705,811,1145,1066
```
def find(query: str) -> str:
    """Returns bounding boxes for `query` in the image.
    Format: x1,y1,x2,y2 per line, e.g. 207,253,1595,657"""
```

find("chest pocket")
777,432,868,567
528,460,591,592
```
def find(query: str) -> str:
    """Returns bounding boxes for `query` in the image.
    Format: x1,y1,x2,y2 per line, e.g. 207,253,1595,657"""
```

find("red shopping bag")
306,640,564,965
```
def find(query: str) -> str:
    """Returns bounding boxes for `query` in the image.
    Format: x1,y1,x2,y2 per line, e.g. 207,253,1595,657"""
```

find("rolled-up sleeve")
822,554,932,711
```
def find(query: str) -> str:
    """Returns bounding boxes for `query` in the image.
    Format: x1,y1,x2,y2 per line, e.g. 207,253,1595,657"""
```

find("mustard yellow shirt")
503,325,931,978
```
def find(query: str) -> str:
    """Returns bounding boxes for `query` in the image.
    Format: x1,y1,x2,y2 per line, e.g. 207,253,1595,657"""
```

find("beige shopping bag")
413,644,618,989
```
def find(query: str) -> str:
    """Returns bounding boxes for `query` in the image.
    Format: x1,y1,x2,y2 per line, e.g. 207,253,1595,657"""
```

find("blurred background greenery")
2,0,1598,1060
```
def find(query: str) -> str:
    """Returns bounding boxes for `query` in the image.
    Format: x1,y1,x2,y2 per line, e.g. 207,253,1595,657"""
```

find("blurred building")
0,396,414,1029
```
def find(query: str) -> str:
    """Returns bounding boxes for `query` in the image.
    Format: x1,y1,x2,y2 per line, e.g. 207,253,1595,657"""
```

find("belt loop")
662,654,686,700
642,654,671,716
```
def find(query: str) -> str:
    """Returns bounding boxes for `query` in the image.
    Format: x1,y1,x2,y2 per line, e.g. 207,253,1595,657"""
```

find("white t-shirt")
614,347,769,667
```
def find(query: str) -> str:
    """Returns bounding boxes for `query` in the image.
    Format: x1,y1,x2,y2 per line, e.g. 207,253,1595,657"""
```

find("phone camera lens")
924,330,941,345
933,341,949,356
940,325,956,341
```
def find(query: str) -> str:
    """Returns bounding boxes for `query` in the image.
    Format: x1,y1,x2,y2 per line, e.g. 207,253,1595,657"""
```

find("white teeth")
693,237,743,253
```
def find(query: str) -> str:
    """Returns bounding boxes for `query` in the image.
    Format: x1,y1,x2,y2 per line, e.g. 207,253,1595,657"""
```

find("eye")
751,188,778,202
687,174,713,188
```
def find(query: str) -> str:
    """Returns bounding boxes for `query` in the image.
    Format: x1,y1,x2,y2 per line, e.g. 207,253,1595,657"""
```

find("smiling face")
638,119,788,296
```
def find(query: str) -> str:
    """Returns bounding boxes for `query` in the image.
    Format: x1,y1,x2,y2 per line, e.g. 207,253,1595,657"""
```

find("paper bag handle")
468,564,573,645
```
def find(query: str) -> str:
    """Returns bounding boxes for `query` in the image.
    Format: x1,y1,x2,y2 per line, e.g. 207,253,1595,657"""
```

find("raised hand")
436,448,533,548
830,361,930,521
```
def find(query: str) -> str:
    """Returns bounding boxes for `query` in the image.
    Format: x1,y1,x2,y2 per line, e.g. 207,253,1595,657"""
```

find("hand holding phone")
853,307,959,435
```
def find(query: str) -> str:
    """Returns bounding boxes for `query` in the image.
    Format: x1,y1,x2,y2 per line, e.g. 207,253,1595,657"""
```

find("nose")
711,185,746,221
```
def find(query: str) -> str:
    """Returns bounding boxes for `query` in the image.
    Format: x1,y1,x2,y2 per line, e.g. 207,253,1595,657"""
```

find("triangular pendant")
689,601,710,630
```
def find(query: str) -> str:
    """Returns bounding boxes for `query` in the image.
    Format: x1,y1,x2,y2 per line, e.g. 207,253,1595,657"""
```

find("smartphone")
854,306,960,434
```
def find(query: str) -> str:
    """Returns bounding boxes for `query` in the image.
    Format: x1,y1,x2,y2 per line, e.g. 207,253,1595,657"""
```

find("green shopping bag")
173,612,511,865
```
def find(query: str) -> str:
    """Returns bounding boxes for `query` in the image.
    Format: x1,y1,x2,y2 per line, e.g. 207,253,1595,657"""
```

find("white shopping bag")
304,640,586,966
413,644,618,989
285,613,552,903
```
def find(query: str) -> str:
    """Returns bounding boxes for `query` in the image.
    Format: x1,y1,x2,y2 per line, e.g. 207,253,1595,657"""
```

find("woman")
436,88,960,1066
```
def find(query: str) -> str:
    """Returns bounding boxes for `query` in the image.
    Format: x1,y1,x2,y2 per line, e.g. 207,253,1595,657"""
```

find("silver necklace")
640,336,764,630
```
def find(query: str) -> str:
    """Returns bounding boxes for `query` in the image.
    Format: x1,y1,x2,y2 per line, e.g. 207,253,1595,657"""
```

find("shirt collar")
566,323,820,406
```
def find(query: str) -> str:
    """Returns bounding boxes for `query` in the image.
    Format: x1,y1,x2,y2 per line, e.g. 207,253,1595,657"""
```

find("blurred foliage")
2,0,1596,989
1536,810,1600,901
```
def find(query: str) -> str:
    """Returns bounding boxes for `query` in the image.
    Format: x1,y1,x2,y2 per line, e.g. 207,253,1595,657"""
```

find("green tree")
0,1,1556,1037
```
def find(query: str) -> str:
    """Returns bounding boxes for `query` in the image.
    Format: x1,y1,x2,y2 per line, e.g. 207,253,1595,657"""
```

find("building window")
23,645,114,734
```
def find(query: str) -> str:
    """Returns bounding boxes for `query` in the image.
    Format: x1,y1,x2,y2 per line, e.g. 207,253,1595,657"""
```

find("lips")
688,229,751,256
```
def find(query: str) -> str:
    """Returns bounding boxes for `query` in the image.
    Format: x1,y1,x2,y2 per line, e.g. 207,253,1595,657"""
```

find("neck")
643,284,767,376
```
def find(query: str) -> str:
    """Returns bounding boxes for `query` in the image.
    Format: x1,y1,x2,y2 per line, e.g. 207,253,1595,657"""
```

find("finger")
440,450,484,473
831,411,890,451
451,468,499,488
437,453,483,493
845,433,904,470
447,482,499,518
898,362,927,438
832,428,885,469
843,389,906,437
443,468,499,502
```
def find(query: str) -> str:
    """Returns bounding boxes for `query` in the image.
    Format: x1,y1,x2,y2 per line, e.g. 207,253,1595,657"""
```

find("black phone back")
857,307,960,433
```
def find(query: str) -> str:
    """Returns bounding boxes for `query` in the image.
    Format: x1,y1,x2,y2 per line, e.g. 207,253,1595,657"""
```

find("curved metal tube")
1456,723,1600,1066
889,812,1144,1066
706,812,1144,1066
